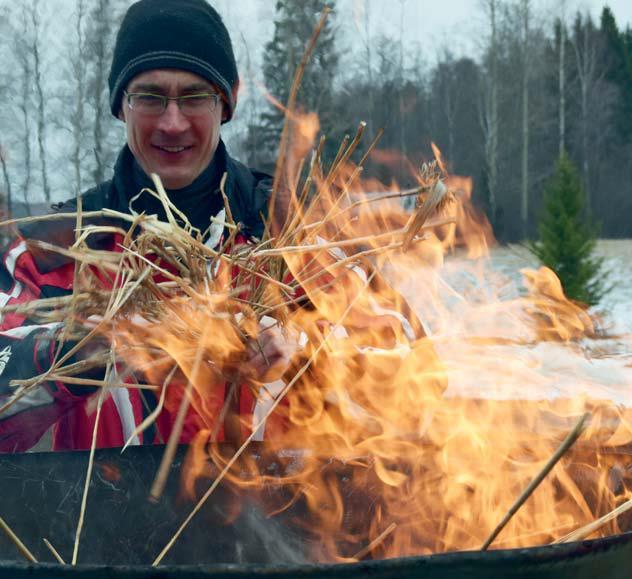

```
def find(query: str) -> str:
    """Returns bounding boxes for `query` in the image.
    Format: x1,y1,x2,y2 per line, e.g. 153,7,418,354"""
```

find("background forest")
1,0,631,242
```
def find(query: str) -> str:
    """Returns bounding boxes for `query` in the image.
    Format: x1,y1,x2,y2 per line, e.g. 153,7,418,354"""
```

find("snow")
390,240,632,407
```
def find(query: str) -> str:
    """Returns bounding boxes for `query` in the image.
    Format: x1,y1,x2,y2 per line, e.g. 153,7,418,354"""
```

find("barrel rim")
1,530,631,575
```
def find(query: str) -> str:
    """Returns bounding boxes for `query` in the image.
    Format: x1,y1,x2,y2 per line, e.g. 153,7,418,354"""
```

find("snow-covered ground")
489,240,632,334
391,239,632,407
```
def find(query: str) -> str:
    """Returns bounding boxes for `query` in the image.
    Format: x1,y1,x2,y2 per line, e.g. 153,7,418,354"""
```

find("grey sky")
217,0,632,72
5,0,630,201
214,0,632,137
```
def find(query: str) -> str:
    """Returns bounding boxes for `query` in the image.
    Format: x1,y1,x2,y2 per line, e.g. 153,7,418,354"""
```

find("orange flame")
113,123,632,562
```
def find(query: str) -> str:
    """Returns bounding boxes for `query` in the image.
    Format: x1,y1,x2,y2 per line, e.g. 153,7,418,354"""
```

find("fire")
111,118,632,563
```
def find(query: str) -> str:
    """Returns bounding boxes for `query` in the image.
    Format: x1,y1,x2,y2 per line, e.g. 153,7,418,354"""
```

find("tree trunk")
521,0,530,239
442,57,456,164
92,0,109,185
570,12,599,215
482,0,499,224
559,2,566,156
72,0,86,194
364,0,375,141
398,0,407,183
581,26,590,213
30,0,50,202
0,148,12,217
18,5,32,213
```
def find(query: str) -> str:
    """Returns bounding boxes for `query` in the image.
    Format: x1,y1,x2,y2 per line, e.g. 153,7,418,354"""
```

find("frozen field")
392,239,632,407
490,240,632,334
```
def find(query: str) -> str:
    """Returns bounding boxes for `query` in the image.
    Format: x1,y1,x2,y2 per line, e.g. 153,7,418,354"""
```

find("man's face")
120,69,225,190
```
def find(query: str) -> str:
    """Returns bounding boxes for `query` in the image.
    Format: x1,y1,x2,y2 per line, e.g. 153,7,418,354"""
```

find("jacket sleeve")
0,239,88,453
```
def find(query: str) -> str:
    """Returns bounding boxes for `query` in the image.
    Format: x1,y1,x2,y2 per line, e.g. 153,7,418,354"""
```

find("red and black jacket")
0,143,275,453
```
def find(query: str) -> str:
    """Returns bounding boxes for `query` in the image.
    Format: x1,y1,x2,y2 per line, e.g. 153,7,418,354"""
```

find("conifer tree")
599,7,632,141
529,151,608,306
246,0,339,169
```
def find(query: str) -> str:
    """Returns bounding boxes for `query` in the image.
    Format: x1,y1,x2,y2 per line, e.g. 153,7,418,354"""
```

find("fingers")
84,314,104,329
244,322,301,383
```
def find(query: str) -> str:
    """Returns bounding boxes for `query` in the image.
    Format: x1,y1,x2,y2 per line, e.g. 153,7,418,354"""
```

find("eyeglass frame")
123,90,222,117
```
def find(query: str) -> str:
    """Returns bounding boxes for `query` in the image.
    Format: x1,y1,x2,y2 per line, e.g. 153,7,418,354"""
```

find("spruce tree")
529,151,608,306
600,7,632,142
246,0,339,169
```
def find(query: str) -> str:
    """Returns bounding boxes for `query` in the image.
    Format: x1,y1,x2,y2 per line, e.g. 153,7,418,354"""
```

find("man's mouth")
153,145,192,154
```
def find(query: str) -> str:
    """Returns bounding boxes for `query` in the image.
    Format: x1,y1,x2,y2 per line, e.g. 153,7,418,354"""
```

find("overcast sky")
215,0,632,71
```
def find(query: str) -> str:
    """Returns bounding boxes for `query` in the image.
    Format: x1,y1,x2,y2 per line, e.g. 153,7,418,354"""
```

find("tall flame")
114,116,632,563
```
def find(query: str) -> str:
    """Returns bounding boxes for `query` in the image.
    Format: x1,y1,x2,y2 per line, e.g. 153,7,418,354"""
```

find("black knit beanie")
108,0,239,122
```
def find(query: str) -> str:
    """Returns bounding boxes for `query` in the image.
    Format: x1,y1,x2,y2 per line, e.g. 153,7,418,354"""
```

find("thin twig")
122,365,177,452
152,270,377,566
271,7,331,214
0,210,108,229
149,328,209,502
148,381,193,503
555,496,632,544
252,223,443,258
43,538,65,564
0,515,37,563
480,412,590,551
352,522,397,561
46,375,158,390
71,373,109,565
403,180,449,251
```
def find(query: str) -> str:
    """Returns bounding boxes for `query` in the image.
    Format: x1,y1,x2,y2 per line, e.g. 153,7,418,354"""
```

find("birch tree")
29,0,51,202
69,0,88,194
362,0,375,140
239,31,264,168
398,0,407,172
84,0,129,187
0,147,11,217
519,0,531,238
87,0,112,185
479,0,500,225
432,51,459,164
570,13,603,214
14,4,34,209
558,0,567,156
0,2,11,214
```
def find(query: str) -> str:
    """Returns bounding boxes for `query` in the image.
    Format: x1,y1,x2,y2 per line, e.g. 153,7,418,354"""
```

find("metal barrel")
0,444,630,578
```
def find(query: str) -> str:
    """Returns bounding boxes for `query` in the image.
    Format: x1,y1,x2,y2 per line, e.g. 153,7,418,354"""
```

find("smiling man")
109,0,237,198
98,0,270,236
121,70,225,190
0,0,283,452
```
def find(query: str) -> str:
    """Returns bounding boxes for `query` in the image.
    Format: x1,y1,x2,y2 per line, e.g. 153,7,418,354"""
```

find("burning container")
0,444,631,578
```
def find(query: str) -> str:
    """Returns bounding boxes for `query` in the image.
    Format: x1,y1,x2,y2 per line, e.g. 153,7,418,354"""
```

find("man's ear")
226,83,239,122
118,97,127,122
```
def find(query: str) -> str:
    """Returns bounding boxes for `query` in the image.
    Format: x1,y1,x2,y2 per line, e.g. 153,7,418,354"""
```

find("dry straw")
0,21,622,564
0,7,455,567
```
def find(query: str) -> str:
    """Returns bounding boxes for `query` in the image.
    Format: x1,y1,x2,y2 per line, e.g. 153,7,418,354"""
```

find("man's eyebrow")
181,83,216,93
128,82,216,93
128,83,164,93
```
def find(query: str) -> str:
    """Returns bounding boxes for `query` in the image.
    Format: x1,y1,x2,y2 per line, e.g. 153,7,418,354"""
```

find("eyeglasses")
124,91,221,117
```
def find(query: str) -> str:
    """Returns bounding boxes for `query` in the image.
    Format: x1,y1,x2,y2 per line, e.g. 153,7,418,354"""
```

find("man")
0,0,285,452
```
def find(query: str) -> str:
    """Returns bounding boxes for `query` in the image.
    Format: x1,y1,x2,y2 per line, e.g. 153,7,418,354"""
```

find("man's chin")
148,169,197,190
158,176,195,190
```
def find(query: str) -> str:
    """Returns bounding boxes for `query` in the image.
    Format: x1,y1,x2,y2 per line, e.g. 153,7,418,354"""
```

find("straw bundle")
0,136,452,398
0,10,456,563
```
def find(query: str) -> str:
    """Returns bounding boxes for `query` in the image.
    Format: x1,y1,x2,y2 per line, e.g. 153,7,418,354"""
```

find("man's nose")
156,99,190,132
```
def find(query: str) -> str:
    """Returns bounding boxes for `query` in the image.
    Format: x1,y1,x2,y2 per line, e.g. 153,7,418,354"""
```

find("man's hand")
243,317,301,383
81,314,300,386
